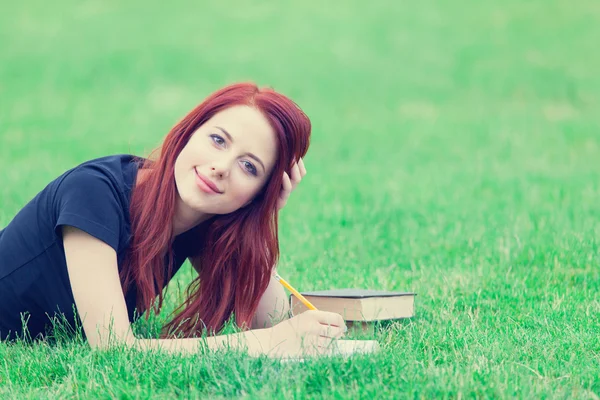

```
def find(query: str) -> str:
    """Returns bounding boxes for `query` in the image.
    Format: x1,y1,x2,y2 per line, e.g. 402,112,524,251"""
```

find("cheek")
178,142,210,170
230,176,265,204
175,150,201,190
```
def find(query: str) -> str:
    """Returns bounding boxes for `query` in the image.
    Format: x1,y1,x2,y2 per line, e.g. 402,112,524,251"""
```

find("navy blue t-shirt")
0,155,196,341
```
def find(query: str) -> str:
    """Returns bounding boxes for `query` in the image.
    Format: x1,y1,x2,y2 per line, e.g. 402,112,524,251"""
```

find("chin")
185,200,235,216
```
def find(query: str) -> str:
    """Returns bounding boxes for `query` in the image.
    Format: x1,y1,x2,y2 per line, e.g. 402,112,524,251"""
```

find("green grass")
1,0,600,398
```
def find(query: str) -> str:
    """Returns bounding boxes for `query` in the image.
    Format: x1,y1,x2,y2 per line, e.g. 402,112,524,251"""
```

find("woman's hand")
277,158,307,210
260,310,347,358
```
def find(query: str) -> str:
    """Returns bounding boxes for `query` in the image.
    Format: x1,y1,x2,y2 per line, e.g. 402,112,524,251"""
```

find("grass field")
1,0,600,398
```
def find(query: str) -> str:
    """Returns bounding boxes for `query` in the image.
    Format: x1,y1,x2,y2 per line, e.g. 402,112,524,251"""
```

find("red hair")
120,83,311,337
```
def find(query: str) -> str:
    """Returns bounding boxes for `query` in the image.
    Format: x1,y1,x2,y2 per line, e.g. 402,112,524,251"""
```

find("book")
290,289,416,321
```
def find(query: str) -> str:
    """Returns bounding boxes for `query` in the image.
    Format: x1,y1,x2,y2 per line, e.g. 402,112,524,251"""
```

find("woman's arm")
62,226,345,357
62,225,134,348
62,226,268,354
251,274,290,330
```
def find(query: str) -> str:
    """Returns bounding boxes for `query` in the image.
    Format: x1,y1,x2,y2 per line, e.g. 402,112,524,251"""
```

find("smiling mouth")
194,168,223,194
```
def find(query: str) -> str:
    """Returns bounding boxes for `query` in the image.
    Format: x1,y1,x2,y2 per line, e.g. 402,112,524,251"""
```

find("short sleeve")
54,167,126,252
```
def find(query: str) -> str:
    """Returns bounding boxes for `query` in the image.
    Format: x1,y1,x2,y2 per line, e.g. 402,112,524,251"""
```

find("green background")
1,0,599,398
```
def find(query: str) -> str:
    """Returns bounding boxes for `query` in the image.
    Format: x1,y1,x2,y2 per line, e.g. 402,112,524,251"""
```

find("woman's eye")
242,160,257,176
210,134,226,146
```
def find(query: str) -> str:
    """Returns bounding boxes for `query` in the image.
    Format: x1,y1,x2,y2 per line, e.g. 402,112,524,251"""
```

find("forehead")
205,105,278,169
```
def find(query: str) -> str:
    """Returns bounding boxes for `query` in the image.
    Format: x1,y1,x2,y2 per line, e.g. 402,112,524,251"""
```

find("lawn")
1,0,599,398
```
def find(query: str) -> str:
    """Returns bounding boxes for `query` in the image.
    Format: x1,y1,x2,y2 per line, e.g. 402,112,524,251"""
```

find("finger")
290,162,302,188
318,324,345,338
298,158,307,177
317,336,336,354
281,171,292,193
319,325,333,338
328,325,346,338
276,173,292,210
314,311,345,327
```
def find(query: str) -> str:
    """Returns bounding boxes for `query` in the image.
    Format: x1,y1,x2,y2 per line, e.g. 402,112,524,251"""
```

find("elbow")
251,278,291,329
87,338,108,350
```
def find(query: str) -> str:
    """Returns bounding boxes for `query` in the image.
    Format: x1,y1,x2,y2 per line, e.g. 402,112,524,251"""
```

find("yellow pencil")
274,274,318,311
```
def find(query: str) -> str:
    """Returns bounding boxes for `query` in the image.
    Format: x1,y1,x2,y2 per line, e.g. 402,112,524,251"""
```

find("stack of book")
290,289,416,331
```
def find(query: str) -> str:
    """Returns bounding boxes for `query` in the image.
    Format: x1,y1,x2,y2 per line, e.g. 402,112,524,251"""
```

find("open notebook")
331,339,380,355
279,340,380,362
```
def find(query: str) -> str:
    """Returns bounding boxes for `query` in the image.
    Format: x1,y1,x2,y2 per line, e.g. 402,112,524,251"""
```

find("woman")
0,82,345,357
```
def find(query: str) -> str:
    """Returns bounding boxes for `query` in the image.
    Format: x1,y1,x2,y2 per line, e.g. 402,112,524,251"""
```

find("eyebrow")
215,126,266,172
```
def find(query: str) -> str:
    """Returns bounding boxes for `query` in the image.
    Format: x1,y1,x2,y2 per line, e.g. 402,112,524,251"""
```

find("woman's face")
174,105,278,218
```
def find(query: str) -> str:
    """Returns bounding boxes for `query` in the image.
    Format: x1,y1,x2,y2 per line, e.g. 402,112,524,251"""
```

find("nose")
210,154,235,179
210,165,230,179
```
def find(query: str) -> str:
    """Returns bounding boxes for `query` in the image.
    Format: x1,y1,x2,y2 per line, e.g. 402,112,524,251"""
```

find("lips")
195,168,222,194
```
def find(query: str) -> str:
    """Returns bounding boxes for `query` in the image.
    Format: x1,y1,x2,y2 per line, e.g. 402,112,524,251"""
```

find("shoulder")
59,154,140,186
53,154,141,200
52,154,142,252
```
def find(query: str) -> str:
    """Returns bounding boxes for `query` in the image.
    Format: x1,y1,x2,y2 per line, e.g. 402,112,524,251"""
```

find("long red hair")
120,83,311,337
